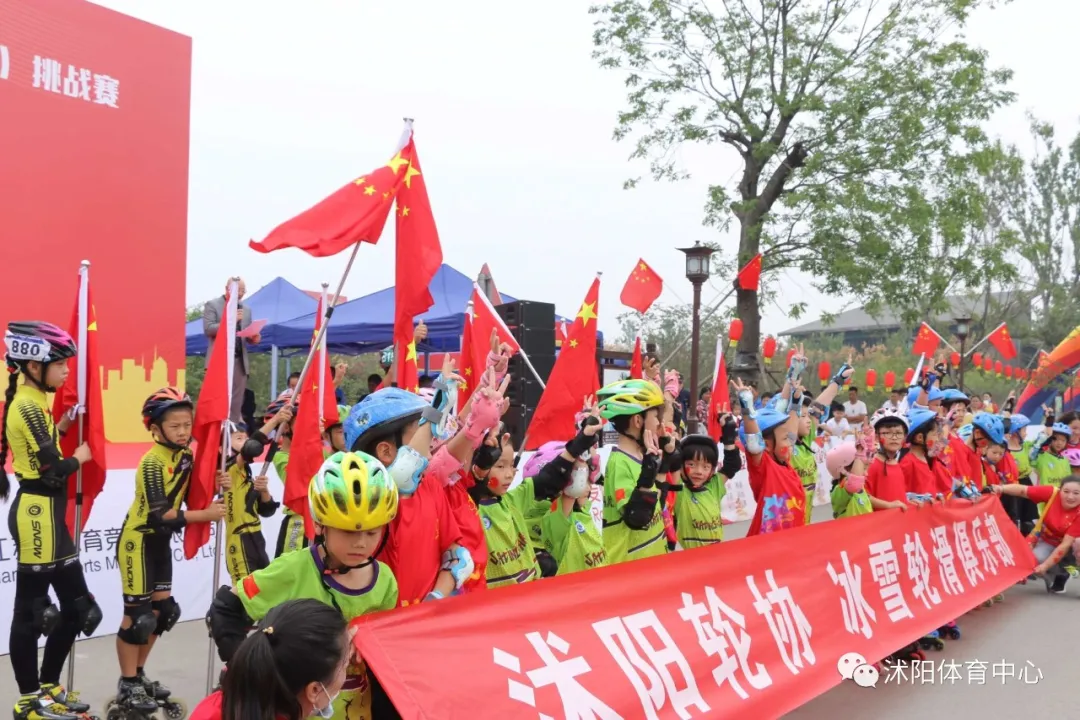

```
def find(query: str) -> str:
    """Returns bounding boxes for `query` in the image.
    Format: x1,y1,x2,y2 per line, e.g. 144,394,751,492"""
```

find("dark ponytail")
221,599,348,720
0,370,19,500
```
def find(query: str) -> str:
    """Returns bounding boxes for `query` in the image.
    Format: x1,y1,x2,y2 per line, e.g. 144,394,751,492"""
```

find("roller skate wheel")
105,706,125,720
161,699,187,720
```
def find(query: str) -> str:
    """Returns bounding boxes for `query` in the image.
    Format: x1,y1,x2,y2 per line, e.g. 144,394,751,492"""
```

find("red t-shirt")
946,435,979,485
995,452,1019,484
190,692,222,720
746,452,806,536
899,452,945,495
381,472,463,606
1028,485,1080,547
445,473,488,594
866,457,906,504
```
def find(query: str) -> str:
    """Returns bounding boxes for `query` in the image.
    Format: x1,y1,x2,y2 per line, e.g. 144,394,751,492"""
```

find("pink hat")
825,443,857,477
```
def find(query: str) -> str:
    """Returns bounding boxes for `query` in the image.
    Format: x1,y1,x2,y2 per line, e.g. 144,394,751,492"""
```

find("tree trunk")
733,215,762,385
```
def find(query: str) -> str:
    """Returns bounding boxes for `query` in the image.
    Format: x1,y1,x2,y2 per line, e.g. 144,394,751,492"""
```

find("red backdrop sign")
355,498,1034,719
0,0,190,443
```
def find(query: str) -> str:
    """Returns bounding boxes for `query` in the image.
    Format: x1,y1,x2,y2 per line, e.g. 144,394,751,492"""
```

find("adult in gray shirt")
203,277,258,423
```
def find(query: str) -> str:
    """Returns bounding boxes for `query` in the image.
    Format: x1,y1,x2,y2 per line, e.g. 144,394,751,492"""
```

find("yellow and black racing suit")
223,457,278,585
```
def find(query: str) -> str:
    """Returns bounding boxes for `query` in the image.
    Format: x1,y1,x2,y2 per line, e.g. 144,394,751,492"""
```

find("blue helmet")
1006,413,1030,436
927,387,945,403
1050,422,1071,439
941,388,969,405
738,409,790,446
906,386,921,408
971,412,1005,446
906,408,938,441
345,387,427,452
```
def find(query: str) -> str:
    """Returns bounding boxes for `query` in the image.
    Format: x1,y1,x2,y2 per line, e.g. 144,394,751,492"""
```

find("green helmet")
309,451,398,531
596,378,665,419
327,405,350,429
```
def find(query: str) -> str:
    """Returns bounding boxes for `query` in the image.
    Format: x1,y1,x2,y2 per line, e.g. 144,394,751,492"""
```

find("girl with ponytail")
191,599,350,720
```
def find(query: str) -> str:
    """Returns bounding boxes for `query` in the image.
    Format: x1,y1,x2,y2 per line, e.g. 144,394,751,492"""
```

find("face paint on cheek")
488,476,500,490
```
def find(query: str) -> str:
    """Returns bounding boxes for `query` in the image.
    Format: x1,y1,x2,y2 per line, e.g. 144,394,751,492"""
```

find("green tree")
591,0,1016,380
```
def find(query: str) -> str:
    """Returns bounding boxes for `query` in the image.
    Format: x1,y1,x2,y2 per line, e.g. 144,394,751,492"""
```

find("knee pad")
31,597,62,636
73,594,103,637
118,603,156,645
152,597,181,635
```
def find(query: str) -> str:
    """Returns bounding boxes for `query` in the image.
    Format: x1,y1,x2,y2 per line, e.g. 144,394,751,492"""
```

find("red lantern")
785,348,796,368
818,361,831,388
865,369,877,391
994,360,1003,377
884,370,896,391
904,367,915,386
728,318,743,348
950,351,961,369
972,351,983,369
762,336,777,365
983,356,993,373
1004,365,1013,379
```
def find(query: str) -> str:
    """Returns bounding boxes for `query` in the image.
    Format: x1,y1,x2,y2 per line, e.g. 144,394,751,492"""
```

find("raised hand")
643,429,662,457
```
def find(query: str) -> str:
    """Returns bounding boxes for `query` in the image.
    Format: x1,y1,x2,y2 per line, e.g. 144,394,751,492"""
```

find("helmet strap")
23,361,56,393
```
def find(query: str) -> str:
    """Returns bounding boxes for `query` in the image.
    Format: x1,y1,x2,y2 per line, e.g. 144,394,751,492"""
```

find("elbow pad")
153,509,187,531
773,396,790,414
209,585,253,663
622,488,658,530
535,549,558,578
427,446,464,487
440,546,475,590
564,427,599,459
745,431,766,455
257,499,279,518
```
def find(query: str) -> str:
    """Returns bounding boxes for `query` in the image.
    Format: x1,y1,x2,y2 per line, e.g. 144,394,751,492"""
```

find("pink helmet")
825,443,857,478
5,321,77,366
1063,447,1080,467
523,441,601,483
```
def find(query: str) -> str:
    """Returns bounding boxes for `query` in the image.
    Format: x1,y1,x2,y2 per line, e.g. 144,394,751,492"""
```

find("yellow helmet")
308,451,398,532
596,378,665,419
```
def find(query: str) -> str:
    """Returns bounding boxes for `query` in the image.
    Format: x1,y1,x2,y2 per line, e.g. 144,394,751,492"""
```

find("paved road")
1,505,1075,717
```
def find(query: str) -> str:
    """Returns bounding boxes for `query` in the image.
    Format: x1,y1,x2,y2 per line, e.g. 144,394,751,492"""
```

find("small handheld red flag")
51,265,107,535
987,323,1017,361
707,336,731,443
526,277,601,449
736,254,763,292
458,306,476,412
911,322,941,357
470,286,521,375
620,259,663,314
630,336,643,379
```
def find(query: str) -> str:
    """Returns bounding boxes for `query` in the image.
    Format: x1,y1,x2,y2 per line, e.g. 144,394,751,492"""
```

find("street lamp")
954,315,971,391
679,241,716,432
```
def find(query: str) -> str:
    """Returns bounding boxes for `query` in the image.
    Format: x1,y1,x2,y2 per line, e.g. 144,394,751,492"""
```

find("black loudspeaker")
495,300,556,447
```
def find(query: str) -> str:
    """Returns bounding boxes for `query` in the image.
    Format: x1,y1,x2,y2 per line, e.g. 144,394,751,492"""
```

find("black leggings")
10,561,90,694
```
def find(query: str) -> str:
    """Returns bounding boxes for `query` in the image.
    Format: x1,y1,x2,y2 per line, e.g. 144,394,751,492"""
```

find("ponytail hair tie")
262,626,274,635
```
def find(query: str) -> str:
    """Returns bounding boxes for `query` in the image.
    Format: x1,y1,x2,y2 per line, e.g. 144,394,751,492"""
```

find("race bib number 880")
4,332,48,361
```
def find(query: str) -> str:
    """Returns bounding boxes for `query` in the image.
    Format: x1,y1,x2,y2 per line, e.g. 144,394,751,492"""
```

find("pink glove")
427,446,465,487
663,370,680,397
462,390,502,446
486,352,508,383
844,474,866,494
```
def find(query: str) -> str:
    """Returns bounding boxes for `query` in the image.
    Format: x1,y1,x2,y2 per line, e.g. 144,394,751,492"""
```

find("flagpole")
659,285,736,369
65,260,90,692
254,240,363,481
319,283,329,424
206,278,239,695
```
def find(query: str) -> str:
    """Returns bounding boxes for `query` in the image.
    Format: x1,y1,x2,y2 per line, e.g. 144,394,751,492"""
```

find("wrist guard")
565,428,599,459
830,364,852,388
441,546,475,589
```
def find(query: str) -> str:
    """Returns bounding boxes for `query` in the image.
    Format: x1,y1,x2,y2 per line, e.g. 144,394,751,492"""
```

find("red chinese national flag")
284,294,339,539
707,336,731,443
394,134,443,392
184,286,238,559
249,127,415,257
525,278,601,449
51,266,107,535
619,259,663,314
912,322,941,357
469,287,521,375
988,322,1018,361
458,307,476,412
737,253,763,292
629,336,643,379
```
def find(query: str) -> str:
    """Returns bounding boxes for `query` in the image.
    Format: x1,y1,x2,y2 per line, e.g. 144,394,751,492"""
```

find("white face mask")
564,464,591,499
312,683,339,719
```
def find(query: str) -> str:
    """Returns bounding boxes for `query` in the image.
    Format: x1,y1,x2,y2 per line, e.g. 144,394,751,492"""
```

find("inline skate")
937,620,960,640
887,642,926,664
917,630,945,651
139,673,187,720
103,679,157,720
14,690,101,720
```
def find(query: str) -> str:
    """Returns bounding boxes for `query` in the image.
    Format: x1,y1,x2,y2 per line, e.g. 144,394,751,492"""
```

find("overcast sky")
93,0,1080,341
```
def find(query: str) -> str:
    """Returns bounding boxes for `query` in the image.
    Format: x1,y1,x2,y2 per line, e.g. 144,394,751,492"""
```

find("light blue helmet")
941,388,969,405
1051,422,1071,439
738,409,790,446
1006,414,1030,436
906,408,938,441
972,412,1005,446
927,387,945,403
345,387,427,452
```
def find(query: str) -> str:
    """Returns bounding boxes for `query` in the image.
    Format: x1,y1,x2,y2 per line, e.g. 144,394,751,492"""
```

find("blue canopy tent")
185,276,318,356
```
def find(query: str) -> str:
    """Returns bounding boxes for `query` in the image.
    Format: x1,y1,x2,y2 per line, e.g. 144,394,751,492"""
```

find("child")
897,408,951,501
209,451,400,720
824,403,853,451
264,398,308,559
598,378,671,562
114,388,227,712
1005,413,1038,535
670,434,730,548
325,405,350,453
826,442,872,518
191,599,349,720
533,434,606,575
868,409,917,510
1030,422,1072,513
223,421,282,586
2,321,98,718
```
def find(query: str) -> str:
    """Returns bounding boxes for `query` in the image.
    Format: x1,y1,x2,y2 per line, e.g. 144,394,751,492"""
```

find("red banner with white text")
355,498,1034,720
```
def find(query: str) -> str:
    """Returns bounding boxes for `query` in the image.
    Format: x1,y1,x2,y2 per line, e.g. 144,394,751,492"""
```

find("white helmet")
870,407,909,432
